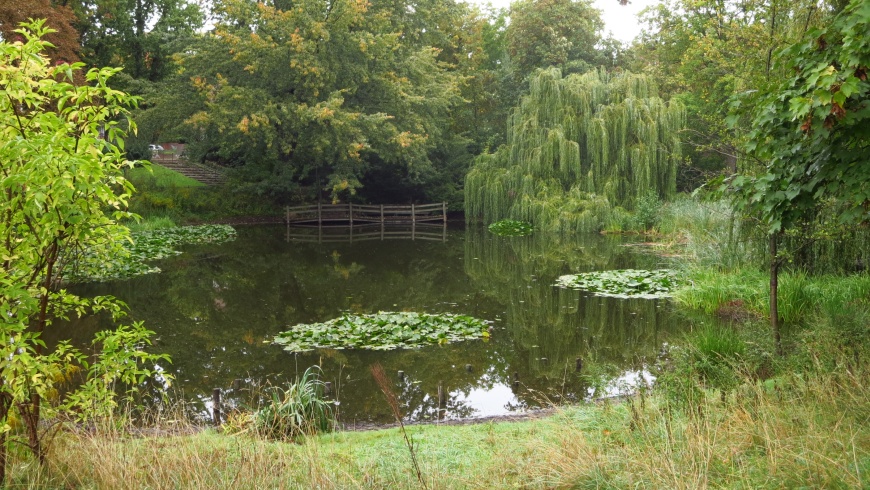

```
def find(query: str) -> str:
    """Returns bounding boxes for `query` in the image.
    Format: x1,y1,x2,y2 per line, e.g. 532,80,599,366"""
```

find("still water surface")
70,224,684,424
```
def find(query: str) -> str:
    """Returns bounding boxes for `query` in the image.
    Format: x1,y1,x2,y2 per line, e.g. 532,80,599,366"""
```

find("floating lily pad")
74,225,236,282
555,269,677,299
274,311,491,352
488,219,534,236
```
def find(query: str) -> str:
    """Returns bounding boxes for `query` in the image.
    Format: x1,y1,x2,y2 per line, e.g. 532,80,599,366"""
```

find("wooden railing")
284,202,447,226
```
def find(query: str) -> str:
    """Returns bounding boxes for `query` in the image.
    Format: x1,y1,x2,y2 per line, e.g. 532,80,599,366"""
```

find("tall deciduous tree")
144,0,466,203
60,0,204,81
723,0,870,350
506,0,604,78
504,0,606,96
0,0,81,63
634,0,831,189
0,22,167,483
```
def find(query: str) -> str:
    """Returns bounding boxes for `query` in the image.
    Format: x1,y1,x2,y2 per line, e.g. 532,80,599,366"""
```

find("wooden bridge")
284,202,448,226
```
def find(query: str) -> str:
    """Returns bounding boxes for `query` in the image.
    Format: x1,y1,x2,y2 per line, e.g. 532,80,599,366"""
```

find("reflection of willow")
465,227,676,380
509,288,672,378
465,228,633,290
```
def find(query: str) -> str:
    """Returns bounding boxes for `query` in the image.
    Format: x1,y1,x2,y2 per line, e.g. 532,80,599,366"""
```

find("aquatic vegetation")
253,367,334,440
555,269,677,298
274,311,491,352
488,219,534,236
74,225,237,282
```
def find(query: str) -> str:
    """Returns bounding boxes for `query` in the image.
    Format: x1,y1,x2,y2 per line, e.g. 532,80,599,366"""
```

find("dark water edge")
64,224,688,424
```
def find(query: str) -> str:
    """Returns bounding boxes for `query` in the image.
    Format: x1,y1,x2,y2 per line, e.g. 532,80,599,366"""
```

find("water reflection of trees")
61,225,684,423
66,226,510,422
464,227,680,400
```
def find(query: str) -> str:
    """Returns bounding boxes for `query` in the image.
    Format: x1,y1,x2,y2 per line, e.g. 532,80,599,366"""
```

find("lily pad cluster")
74,225,236,282
555,269,677,299
274,311,491,352
488,219,534,236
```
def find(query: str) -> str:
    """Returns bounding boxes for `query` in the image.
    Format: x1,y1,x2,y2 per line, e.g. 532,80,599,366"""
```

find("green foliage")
252,367,334,440
488,219,534,236
654,324,749,407
687,325,746,390
555,269,678,298
674,268,870,325
722,0,870,233
634,0,828,184
60,323,171,422
505,0,605,88
465,68,685,233
0,22,169,476
72,0,204,82
791,299,869,375
74,225,237,282
125,216,177,232
656,197,761,270
127,164,204,188
632,192,662,231
140,0,469,203
274,312,491,352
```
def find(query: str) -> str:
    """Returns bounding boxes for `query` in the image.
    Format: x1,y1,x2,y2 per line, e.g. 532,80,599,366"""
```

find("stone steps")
153,159,226,186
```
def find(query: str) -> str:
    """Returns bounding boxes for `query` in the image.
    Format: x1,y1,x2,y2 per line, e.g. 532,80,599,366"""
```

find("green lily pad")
274,311,491,352
73,224,236,282
555,269,678,299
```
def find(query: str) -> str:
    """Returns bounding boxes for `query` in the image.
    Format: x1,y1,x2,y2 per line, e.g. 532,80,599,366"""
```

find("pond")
67,224,685,425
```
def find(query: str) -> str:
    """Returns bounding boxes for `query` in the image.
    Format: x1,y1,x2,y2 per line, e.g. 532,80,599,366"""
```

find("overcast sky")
466,0,660,44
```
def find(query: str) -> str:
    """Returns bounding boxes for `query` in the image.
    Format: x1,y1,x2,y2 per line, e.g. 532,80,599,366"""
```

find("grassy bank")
674,269,870,324
14,347,869,488
125,164,280,227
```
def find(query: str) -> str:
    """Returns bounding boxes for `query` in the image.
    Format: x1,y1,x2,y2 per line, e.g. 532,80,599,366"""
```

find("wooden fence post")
349,202,353,226
411,203,416,225
442,202,447,224
212,388,222,426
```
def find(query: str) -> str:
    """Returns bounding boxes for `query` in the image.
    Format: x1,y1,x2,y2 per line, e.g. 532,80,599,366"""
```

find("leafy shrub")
555,269,678,298
632,192,662,231
488,219,534,236
274,311,491,352
253,367,334,440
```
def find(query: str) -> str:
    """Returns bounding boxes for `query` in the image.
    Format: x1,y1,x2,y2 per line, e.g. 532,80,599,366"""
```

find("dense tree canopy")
726,0,870,232
633,0,832,188
137,0,470,203
506,0,604,82
7,0,863,218
0,0,81,63
62,0,204,81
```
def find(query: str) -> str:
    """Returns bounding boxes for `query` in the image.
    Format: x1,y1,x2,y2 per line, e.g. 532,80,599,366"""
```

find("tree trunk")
770,233,782,355
0,395,10,486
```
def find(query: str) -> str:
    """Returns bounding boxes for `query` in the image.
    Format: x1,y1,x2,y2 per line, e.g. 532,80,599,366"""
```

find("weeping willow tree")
466,68,685,233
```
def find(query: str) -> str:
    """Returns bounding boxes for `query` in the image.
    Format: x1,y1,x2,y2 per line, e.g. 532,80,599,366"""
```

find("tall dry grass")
9,347,864,489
